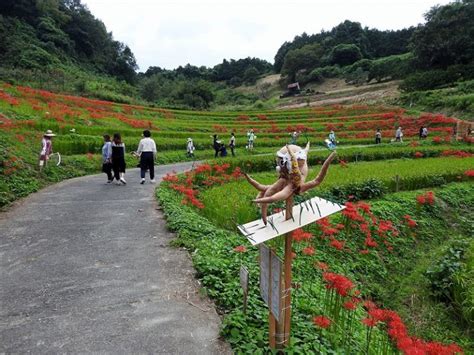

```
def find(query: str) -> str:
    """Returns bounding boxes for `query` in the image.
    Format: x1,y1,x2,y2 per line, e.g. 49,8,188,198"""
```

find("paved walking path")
0,162,230,354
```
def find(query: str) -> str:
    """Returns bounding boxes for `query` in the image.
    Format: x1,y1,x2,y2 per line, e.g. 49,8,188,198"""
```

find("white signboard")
238,196,345,246
259,244,282,320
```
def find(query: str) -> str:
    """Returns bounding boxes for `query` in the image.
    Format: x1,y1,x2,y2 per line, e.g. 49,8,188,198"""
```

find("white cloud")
81,0,452,71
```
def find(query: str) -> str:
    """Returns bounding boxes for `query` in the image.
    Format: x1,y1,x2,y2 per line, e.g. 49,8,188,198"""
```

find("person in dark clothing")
419,127,424,139
111,133,127,185
101,134,113,183
220,144,228,157
213,134,220,158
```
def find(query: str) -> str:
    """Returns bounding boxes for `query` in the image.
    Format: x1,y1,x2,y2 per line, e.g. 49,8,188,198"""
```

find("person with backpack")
137,130,157,184
111,133,127,185
101,134,113,183
213,134,220,158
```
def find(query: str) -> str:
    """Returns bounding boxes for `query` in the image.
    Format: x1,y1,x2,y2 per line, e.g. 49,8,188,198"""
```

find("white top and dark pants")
137,137,157,182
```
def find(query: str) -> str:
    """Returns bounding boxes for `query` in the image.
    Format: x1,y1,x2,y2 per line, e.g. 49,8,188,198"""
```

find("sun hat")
187,138,192,142
44,129,56,137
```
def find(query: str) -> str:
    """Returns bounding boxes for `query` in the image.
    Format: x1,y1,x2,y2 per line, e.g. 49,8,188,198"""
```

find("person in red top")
39,130,55,171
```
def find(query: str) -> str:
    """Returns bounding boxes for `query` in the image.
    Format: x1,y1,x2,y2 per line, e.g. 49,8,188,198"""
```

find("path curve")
0,162,230,354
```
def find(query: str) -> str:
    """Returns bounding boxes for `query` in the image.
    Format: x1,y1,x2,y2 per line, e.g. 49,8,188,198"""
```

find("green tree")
243,66,259,85
281,43,325,81
411,0,474,68
330,44,362,66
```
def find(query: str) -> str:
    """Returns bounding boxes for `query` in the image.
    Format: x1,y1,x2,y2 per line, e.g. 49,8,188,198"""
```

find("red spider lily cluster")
416,191,435,206
164,163,242,209
314,264,463,354
440,150,473,158
464,169,474,177
414,151,424,158
403,215,418,229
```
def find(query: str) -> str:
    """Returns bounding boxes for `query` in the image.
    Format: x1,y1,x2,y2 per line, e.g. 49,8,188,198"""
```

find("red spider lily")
233,245,247,253
329,238,345,250
292,228,313,242
357,202,372,214
465,169,474,177
432,136,442,144
343,301,357,311
361,317,378,327
441,150,472,158
363,300,377,310
163,173,179,183
417,191,435,206
342,202,365,222
403,215,418,228
313,315,331,329
359,249,370,254
414,151,424,158
365,237,378,248
302,246,315,256
409,141,419,147
315,261,329,271
323,272,355,296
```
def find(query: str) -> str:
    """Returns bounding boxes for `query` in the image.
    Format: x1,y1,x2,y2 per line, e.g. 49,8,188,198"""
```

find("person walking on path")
112,133,127,185
395,127,403,142
247,129,256,150
375,129,382,144
213,134,220,158
39,129,55,172
186,138,195,158
102,134,113,183
137,130,157,184
229,132,236,156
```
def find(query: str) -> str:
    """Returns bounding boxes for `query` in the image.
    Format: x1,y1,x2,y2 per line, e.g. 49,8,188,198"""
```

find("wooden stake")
268,249,276,349
283,196,294,347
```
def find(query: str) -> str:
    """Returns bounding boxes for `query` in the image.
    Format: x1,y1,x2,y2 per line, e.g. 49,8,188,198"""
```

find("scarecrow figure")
244,142,336,224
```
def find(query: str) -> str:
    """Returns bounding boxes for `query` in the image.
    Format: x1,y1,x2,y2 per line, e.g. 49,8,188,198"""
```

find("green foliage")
367,53,414,83
411,0,474,69
330,44,362,67
281,43,325,81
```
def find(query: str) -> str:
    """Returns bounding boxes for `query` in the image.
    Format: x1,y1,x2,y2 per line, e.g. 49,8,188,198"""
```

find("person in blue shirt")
101,134,113,183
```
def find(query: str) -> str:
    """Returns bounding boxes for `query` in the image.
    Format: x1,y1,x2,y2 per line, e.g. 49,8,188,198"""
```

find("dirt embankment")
278,79,401,109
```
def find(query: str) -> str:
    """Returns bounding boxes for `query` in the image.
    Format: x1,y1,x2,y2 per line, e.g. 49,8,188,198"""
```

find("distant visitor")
39,129,55,172
137,130,157,184
111,133,127,185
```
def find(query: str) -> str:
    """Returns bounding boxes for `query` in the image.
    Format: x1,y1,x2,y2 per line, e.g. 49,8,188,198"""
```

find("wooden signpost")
238,196,345,349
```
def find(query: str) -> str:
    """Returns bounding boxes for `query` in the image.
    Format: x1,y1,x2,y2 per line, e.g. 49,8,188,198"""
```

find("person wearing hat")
186,138,195,158
39,130,55,171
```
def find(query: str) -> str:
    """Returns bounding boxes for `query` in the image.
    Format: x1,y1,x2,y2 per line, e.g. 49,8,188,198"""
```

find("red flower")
292,228,313,242
361,317,378,327
414,151,424,158
343,301,357,311
323,272,355,296
302,246,315,256
329,238,345,250
313,315,331,329
365,237,378,248
465,169,474,177
359,249,370,254
233,245,247,253
315,261,329,271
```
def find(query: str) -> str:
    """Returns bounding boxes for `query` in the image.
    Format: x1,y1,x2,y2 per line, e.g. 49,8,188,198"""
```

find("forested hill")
0,0,138,83
274,22,415,74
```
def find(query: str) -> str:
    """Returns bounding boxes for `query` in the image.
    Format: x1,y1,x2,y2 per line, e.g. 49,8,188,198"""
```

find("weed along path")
0,162,230,354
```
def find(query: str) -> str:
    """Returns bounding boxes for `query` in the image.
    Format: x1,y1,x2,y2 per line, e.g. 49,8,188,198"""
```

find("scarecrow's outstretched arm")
299,152,337,193
244,173,268,192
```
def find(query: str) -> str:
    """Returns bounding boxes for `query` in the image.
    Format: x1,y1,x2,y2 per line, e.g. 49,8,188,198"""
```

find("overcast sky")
81,0,451,71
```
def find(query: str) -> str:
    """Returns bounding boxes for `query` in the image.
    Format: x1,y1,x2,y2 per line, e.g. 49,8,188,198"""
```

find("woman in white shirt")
137,130,157,184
